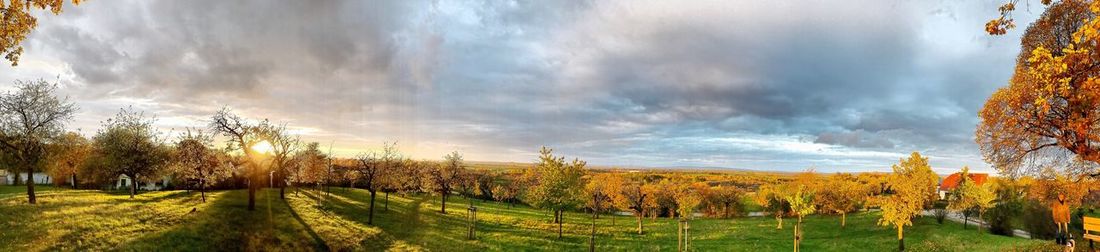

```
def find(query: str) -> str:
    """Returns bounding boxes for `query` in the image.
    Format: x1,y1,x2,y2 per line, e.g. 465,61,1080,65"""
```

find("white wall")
5,172,51,185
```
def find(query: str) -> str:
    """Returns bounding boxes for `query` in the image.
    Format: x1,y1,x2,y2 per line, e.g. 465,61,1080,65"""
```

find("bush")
1023,200,1057,239
933,208,947,224
931,200,948,224
985,201,1020,236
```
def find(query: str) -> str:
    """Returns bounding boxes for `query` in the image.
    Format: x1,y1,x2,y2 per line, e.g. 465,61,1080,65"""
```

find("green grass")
0,186,1054,251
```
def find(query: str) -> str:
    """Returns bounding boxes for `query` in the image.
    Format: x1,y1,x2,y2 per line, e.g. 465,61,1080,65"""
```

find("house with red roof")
938,172,989,200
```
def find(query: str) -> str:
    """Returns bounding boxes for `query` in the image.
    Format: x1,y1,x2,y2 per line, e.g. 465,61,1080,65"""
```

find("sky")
0,0,1046,174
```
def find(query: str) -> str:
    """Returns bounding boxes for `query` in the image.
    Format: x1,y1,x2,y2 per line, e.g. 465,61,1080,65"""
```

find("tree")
46,131,89,189
978,0,1100,178
877,152,937,251
947,166,978,228
815,173,864,228
584,172,620,252
354,142,397,225
172,129,228,203
613,178,655,234
209,107,267,211
491,182,519,207
1,0,83,66
674,182,704,252
380,154,408,212
971,183,997,234
294,142,327,195
786,186,815,252
257,123,298,199
0,79,76,204
754,182,792,229
94,108,170,199
523,146,586,239
707,185,743,219
426,151,464,214
395,158,423,195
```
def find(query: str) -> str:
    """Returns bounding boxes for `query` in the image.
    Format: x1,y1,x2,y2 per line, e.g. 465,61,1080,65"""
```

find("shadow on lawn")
123,189,318,251
283,192,331,251
321,188,595,251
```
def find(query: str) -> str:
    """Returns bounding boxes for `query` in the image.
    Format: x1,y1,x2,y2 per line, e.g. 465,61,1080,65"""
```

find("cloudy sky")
0,0,1045,173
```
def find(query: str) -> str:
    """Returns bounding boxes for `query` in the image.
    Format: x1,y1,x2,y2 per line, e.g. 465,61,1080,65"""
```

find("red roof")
939,172,988,191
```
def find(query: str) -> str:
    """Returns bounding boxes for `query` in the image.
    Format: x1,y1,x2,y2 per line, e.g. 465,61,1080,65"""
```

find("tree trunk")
130,174,138,199
71,173,77,189
368,190,376,225
677,219,683,252
842,212,846,228
280,186,285,199
385,192,389,212
794,216,802,252
590,208,597,252
637,213,644,234
200,181,207,203
558,210,564,239
26,169,35,204
776,213,783,229
963,214,968,229
977,211,983,234
724,203,730,219
897,226,905,251
441,194,448,214
247,179,256,211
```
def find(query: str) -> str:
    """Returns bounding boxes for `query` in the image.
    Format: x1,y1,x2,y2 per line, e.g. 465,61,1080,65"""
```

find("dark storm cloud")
1,0,1040,172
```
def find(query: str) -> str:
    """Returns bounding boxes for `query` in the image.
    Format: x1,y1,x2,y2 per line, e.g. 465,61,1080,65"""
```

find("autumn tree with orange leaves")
815,173,865,228
980,0,1100,177
1,0,84,66
613,177,656,234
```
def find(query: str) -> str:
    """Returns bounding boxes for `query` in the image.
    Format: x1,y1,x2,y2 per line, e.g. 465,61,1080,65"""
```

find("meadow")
0,186,1053,251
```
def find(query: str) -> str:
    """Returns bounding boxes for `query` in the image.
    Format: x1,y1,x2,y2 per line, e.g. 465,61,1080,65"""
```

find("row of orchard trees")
0,79,472,216
752,152,940,251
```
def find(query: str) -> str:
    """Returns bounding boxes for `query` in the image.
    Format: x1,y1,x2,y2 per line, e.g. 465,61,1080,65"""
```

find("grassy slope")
0,186,1053,251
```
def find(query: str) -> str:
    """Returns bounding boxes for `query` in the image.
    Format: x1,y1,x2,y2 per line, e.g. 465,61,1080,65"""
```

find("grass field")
0,186,1055,251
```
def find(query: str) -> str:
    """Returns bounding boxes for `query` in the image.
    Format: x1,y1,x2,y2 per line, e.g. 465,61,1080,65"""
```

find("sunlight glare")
252,140,274,154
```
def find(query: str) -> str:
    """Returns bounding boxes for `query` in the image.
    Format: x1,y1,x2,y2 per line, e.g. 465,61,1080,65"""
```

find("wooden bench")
1084,217,1100,249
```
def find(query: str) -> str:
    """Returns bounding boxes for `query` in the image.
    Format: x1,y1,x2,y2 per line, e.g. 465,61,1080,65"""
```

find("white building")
0,170,52,185
116,174,170,191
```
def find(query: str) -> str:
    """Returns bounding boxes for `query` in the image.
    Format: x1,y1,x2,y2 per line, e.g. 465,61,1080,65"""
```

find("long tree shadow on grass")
321,188,595,251
123,189,319,251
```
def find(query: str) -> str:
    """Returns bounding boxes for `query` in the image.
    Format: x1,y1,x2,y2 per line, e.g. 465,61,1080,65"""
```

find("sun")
252,140,274,154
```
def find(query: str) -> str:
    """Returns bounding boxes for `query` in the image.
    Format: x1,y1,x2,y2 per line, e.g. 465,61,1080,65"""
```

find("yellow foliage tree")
946,166,978,228
878,152,937,251
971,183,996,234
785,186,815,252
674,182,704,252
754,182,792,229
815,173,865,228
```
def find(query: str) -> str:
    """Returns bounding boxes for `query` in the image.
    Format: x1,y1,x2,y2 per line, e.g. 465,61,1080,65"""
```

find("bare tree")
0,79,77,204
258,123,299,199
208,107,266,211
356,152,382,224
